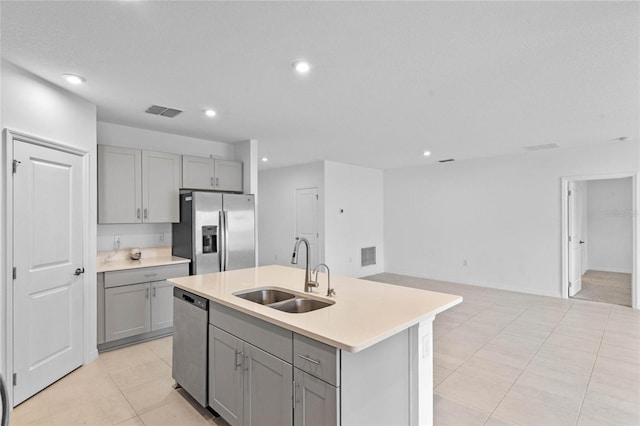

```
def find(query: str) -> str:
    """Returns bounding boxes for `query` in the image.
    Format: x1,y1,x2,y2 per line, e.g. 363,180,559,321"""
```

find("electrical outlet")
159,233,165,243
114,235,121,249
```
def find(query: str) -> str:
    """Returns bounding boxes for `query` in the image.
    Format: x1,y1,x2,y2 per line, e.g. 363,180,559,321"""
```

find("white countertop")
97,246,190,273
169,265,462,353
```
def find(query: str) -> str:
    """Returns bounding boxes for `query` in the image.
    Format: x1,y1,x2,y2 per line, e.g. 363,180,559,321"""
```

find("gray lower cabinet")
105,282,151,341
294,368,338,426
99,263,189,347
208,325,292,426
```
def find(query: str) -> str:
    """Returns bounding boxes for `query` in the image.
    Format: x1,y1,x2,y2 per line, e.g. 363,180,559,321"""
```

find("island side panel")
341,329,410,425
409,318,434,426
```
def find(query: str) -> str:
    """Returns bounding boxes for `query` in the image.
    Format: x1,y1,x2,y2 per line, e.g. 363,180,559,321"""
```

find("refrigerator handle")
219,210,225,272
224,211,229,271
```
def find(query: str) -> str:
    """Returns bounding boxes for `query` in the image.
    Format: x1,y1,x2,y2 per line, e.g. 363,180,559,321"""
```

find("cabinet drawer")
209,302,292,363
104,263,189,288
294,333,340,386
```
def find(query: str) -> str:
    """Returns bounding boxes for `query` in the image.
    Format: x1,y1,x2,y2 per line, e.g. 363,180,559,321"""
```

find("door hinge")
12,160,21,174
569,282,573,288
316,194,318,200
568,190,572,196
13,267,17,280
568,235,572,242
13,373,17,386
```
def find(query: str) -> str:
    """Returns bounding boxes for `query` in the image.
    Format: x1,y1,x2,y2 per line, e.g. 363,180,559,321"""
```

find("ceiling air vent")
523,143,559,151
361,247,376,267
145,105,183,118
438,159,455,163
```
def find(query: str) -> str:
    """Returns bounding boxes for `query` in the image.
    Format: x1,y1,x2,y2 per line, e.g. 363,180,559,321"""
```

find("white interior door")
295,188,319,268
12,141,84,405
568,181,583,297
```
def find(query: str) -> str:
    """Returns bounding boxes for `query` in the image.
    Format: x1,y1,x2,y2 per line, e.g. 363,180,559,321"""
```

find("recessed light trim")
423,151,431,157
203,109,217,117
292,60,311,74
261,157,269,162
62,73,86,85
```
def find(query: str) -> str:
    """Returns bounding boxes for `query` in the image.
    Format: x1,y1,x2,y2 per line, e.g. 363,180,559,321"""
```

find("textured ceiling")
1,1,638,170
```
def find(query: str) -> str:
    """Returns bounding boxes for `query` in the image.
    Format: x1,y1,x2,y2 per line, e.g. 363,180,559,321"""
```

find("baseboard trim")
383,269,560,298
588,267,633,274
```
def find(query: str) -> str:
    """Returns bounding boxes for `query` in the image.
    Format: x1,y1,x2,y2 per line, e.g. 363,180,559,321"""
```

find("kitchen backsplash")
97,223,172,251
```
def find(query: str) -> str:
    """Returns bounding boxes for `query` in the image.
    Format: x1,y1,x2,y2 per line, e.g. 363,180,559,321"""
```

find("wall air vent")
145,105,183,118
361,247,376,267
438,159,455,163
523,143,559,151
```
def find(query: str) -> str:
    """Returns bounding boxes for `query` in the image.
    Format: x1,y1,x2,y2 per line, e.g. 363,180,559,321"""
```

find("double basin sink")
234,287,334,313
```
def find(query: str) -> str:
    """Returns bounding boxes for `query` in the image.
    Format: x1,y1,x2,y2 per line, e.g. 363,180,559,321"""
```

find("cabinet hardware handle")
210,177,214,187
144,273,157,278
145,288,150,298
294,381,301,404
235,351,242,370
137,208,141,219
153,287,157,298
243,354,249,371
215,177,219,187
298,354,320,365
144,208,148,219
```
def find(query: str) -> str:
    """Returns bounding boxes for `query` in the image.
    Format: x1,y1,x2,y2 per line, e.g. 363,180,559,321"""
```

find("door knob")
74,268,85,276
579,241,585,244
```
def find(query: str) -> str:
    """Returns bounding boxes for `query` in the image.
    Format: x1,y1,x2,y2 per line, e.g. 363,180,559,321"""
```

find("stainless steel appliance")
172,192,255,275
172,287,208,407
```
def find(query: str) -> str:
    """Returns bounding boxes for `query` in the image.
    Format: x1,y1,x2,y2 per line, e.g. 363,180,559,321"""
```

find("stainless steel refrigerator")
172,192,255,275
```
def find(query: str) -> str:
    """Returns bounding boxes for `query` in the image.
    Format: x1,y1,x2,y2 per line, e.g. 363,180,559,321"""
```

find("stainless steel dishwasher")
172,287,208,407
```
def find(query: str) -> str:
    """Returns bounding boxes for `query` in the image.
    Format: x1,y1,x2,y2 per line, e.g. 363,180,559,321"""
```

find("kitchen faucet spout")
291,237,318,292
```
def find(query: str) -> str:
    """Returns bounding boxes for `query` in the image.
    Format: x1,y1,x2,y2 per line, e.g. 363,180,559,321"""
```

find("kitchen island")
169,265,462,426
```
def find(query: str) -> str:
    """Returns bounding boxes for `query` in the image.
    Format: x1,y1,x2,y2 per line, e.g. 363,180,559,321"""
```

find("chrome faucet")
312,263,335,297
291,237,319,292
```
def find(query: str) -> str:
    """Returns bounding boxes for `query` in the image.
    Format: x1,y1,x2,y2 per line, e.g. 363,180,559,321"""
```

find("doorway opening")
562,174,637,308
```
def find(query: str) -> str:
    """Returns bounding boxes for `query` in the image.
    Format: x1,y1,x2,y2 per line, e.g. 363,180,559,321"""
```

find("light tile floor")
11,273,640,426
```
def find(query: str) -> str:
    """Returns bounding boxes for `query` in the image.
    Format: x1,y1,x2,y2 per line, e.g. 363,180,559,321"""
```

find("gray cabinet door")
209,327,244,426
182,155,214,190
104,282,151,342
142,150,180,223
151,280,173,331
98,145,141,224
214,159,243,192
294,368,339,426
244,344,293,426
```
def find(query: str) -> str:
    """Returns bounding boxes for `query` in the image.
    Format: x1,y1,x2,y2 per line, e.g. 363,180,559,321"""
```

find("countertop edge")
170,279,463,353
97,256,191,273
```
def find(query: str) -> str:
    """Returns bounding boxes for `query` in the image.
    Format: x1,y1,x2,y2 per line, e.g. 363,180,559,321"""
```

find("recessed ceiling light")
292,61,311,74
62,74,86,85
423,151,431,157
203,109,217,117
261,157,269,162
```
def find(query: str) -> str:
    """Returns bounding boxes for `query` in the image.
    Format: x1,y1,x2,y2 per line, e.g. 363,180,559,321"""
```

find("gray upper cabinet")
98,145,180,224
181,155,243,192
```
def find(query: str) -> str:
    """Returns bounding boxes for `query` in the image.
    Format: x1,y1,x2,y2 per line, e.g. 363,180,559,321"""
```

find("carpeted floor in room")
572,270,632,307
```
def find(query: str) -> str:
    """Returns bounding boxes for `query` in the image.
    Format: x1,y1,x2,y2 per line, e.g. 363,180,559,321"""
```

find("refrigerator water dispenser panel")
202,226,217,253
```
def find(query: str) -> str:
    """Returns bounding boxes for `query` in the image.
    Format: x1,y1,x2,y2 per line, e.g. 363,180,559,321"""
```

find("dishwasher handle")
174,287,208,311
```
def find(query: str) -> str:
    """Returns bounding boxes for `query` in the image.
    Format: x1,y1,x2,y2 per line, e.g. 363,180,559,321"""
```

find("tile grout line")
572,303,613,426
482,299,577,425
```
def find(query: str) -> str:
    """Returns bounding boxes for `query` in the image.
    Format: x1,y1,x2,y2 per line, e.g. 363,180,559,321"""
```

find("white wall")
258,162,325,268
1,60,98,379
324,161,384,277
384,140,639,298
96,121,238,250
586,177,633,273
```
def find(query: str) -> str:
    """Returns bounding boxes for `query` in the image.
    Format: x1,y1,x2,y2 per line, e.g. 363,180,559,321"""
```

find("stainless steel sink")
233,287,334,313
234,288,295,305
269,298,333,313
